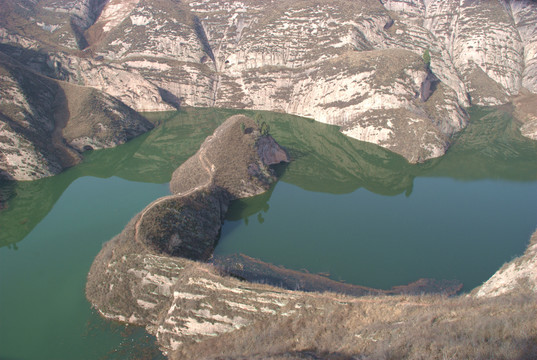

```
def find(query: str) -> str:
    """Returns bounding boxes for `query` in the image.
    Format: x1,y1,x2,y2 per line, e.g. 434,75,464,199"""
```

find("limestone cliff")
0,51,153,180
2,0,536,165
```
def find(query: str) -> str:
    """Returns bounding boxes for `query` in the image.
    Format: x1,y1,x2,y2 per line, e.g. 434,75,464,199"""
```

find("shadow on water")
1,106,536,248
226,176,276,222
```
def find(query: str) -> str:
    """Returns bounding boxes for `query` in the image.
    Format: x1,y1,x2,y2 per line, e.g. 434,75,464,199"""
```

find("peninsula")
87,114,537,359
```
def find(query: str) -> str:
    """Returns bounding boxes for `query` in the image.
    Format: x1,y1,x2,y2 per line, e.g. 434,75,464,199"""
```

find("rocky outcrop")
2,0,536,164
513,88,537,140
0,51,153,180
0,53,66,180
475,230,537,298
501,0,537,94
86,114,291,353
0,45,173,112
53,52,173,112
0,0,108,50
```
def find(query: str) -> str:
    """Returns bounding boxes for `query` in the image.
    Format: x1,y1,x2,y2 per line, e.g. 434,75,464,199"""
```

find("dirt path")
134,135,215,245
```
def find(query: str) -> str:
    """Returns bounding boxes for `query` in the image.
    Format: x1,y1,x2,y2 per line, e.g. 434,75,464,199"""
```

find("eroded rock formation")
0,52,153,180
2,0,536,173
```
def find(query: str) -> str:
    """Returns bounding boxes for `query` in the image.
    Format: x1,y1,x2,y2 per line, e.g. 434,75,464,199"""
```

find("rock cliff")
1,0,536,168
0,51,153,180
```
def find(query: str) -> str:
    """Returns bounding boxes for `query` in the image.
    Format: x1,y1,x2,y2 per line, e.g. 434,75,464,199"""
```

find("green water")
215,107,537,291
0,108,228,360
0,177,169,360
1,107,536,358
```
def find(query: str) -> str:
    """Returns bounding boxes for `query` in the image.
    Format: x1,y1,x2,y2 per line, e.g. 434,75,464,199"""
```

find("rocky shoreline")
212,253,463,297
86,114,296,352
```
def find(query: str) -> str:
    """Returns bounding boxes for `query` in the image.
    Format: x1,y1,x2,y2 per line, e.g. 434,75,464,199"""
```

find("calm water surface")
0,177,168,360
215,107,537,290
1,107,536,359
217,179,536,290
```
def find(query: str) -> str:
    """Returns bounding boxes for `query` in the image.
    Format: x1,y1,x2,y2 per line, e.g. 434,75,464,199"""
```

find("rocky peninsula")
87,114,536,359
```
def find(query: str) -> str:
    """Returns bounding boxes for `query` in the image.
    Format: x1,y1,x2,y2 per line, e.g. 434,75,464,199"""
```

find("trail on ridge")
134,135,215,245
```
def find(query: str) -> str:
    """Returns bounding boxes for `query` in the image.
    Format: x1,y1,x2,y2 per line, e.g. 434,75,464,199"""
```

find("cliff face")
0,53,65,180
1,0,536,167
0,0,171,179
0,51,153,180
93,0,537,151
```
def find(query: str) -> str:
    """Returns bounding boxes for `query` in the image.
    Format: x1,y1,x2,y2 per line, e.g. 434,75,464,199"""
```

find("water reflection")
422,107,537,180
266,113,417,196
225,106,536,223
1,106,535,248
0,109,225,247
226,184,274,221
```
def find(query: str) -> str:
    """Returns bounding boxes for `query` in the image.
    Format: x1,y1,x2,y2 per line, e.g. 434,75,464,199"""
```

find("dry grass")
173,289,537,360
57,80,153,146
170,115,278,197
138,188,228,260
465,66,508,105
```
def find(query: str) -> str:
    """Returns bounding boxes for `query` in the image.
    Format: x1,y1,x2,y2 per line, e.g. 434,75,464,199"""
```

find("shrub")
423,48,431,67
254,113,263,127
260,121,270,136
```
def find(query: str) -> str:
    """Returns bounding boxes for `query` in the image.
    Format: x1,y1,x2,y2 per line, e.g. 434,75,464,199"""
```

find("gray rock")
0,52,153,180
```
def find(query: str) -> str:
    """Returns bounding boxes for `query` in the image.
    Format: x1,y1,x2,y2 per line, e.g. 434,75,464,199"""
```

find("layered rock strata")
2,0,536,167
0,52,153,180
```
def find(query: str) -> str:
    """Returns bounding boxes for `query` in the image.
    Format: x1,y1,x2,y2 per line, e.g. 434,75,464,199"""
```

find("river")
0,107,535,359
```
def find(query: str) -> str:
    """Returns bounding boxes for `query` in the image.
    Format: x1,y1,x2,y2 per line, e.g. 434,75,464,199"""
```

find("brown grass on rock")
87,114,536,360
173,289,537,360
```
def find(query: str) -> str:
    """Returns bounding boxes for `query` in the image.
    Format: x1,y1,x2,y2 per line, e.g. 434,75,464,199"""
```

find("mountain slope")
0,0,536,168
0,51,153,180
